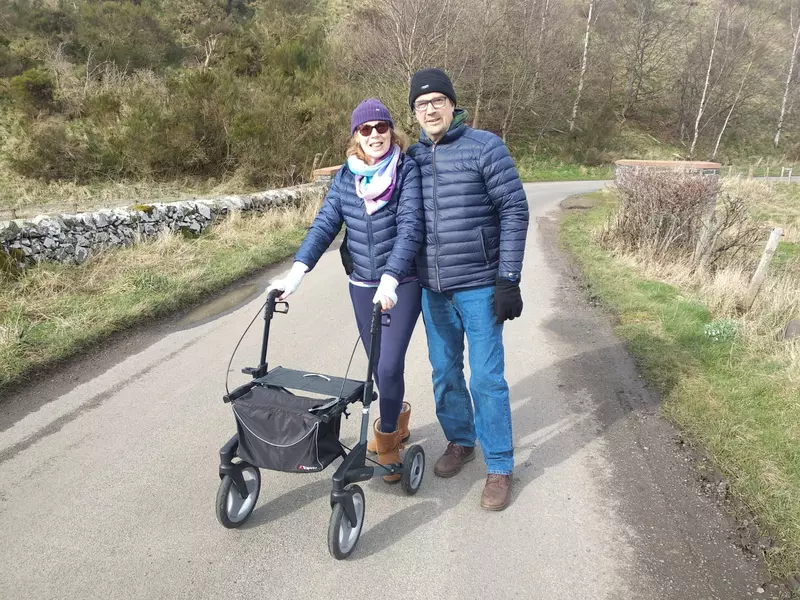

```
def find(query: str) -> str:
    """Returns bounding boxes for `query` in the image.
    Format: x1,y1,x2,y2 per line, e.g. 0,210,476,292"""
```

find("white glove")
267,262,308,300
373,274,399,311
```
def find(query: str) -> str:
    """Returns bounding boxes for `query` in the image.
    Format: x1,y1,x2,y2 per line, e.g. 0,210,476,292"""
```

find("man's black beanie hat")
409,68,457,109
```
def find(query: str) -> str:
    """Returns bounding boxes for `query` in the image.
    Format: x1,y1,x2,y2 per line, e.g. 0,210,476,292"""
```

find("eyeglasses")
414,96,448,113
357,121,391,136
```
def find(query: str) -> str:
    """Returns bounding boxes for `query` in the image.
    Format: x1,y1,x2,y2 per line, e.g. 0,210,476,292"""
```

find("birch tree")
499,0,553,141
712,59,753,159
775,6,800,147
689,6,721,158
569,0,597,132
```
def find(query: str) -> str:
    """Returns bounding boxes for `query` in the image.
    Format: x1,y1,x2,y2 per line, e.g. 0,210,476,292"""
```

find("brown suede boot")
397,402,411,443
480,474,513,511
367,418,380,454
367,403,411,454
373,421,403,483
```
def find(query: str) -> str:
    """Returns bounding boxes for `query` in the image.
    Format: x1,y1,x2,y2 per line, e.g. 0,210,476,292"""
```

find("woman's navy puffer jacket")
406,118,529,292
294,154,424,282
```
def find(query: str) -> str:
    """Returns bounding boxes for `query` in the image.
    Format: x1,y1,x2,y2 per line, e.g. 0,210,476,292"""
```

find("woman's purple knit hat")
350,98,394,135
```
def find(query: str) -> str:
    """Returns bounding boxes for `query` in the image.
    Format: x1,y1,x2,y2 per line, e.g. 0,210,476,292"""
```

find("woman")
268,98,423,482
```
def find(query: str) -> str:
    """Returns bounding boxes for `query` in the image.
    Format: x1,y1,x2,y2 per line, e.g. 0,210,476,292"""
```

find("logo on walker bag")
298,464,320,471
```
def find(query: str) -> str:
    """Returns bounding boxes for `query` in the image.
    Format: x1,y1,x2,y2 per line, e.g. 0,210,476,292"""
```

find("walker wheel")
216,465,261,528
327,485,365,559
401,445,425,496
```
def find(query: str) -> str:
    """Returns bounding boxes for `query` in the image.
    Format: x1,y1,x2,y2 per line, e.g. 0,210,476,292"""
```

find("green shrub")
85,92,121,123
74,2,182,71
10,68,56,114
10,119,124,182
0,39,24,78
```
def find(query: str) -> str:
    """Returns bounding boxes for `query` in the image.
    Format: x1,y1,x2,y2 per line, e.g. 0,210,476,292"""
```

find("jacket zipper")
432,144,442,292
479,228,489,265
366,208,376,280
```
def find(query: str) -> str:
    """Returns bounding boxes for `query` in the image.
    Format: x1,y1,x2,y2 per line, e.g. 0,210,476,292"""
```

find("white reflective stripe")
348,278,379,288
233,407,319,448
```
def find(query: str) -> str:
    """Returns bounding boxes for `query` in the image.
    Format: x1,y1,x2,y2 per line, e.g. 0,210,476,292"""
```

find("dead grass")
0,190,324,389
0,164,266,219
563,185,800,579
603,175,799,384
611,250,799,383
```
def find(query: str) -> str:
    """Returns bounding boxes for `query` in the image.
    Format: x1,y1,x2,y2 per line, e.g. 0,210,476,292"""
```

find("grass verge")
560,188,800,581
0,197,322,391
515,156,613,182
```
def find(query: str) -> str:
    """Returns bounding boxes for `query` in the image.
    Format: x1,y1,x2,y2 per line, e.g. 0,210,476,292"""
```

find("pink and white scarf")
346,145,401,215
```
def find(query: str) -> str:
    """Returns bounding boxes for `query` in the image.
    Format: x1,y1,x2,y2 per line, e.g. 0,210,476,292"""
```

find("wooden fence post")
740,227,783,312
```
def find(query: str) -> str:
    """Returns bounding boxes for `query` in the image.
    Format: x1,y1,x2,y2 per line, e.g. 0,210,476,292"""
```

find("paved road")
0,181,783,599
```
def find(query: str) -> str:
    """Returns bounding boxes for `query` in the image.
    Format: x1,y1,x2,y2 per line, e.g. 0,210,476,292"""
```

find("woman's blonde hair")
346,127,408,162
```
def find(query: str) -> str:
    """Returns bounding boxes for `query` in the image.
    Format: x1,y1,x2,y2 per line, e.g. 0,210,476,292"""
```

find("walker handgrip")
372,301,391,326
265,288,289,318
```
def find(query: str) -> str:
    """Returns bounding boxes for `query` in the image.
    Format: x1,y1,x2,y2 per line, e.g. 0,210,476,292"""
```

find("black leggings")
349,281,422,433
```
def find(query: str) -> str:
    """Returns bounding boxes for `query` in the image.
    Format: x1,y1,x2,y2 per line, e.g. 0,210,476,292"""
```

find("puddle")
178,283,262,327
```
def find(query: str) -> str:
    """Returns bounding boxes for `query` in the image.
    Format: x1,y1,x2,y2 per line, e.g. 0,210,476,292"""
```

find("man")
406,67,529,511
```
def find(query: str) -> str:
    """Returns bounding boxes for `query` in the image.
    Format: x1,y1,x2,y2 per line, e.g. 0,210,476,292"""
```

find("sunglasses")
358,121,391,136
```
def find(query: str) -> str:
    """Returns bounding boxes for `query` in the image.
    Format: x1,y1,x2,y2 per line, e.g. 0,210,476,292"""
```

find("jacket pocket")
479,228,489,265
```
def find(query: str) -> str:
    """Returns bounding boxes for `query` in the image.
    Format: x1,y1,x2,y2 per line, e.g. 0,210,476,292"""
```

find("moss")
131,203,155,215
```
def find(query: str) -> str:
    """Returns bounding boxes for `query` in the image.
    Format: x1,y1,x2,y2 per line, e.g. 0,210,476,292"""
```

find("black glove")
339,229,354,275
494,276,523,322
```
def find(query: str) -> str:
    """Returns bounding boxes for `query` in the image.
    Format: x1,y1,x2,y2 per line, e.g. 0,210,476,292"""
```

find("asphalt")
0,181,787,599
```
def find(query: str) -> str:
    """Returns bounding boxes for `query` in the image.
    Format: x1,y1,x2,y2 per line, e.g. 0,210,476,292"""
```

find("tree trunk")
569,0,595,132
775,18,800,147
501,71,516,143
533,0,549,89
472,0,491,130
712,60,752,159
474,57,485,129
689,8,721,158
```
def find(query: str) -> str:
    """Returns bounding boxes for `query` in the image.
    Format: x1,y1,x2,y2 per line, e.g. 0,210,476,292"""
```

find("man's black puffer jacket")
407,114,529,292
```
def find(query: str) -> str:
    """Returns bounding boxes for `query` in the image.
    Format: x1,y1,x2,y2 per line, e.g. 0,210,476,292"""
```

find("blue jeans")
421,286,514,475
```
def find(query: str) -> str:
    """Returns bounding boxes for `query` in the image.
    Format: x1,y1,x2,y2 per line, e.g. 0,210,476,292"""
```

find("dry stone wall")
0,182,327,269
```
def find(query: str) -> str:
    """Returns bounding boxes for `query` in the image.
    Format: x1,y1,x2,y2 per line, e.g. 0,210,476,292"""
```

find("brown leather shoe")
480,474,513,511
433,442,475,478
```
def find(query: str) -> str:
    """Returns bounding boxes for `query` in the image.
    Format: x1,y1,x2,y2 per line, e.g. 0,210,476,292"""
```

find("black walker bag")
232,385,343,473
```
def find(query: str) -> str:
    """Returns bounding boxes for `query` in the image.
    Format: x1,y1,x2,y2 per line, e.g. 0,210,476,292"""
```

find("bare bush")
700,191,764,270
604,167,762,270
605,167,720,257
